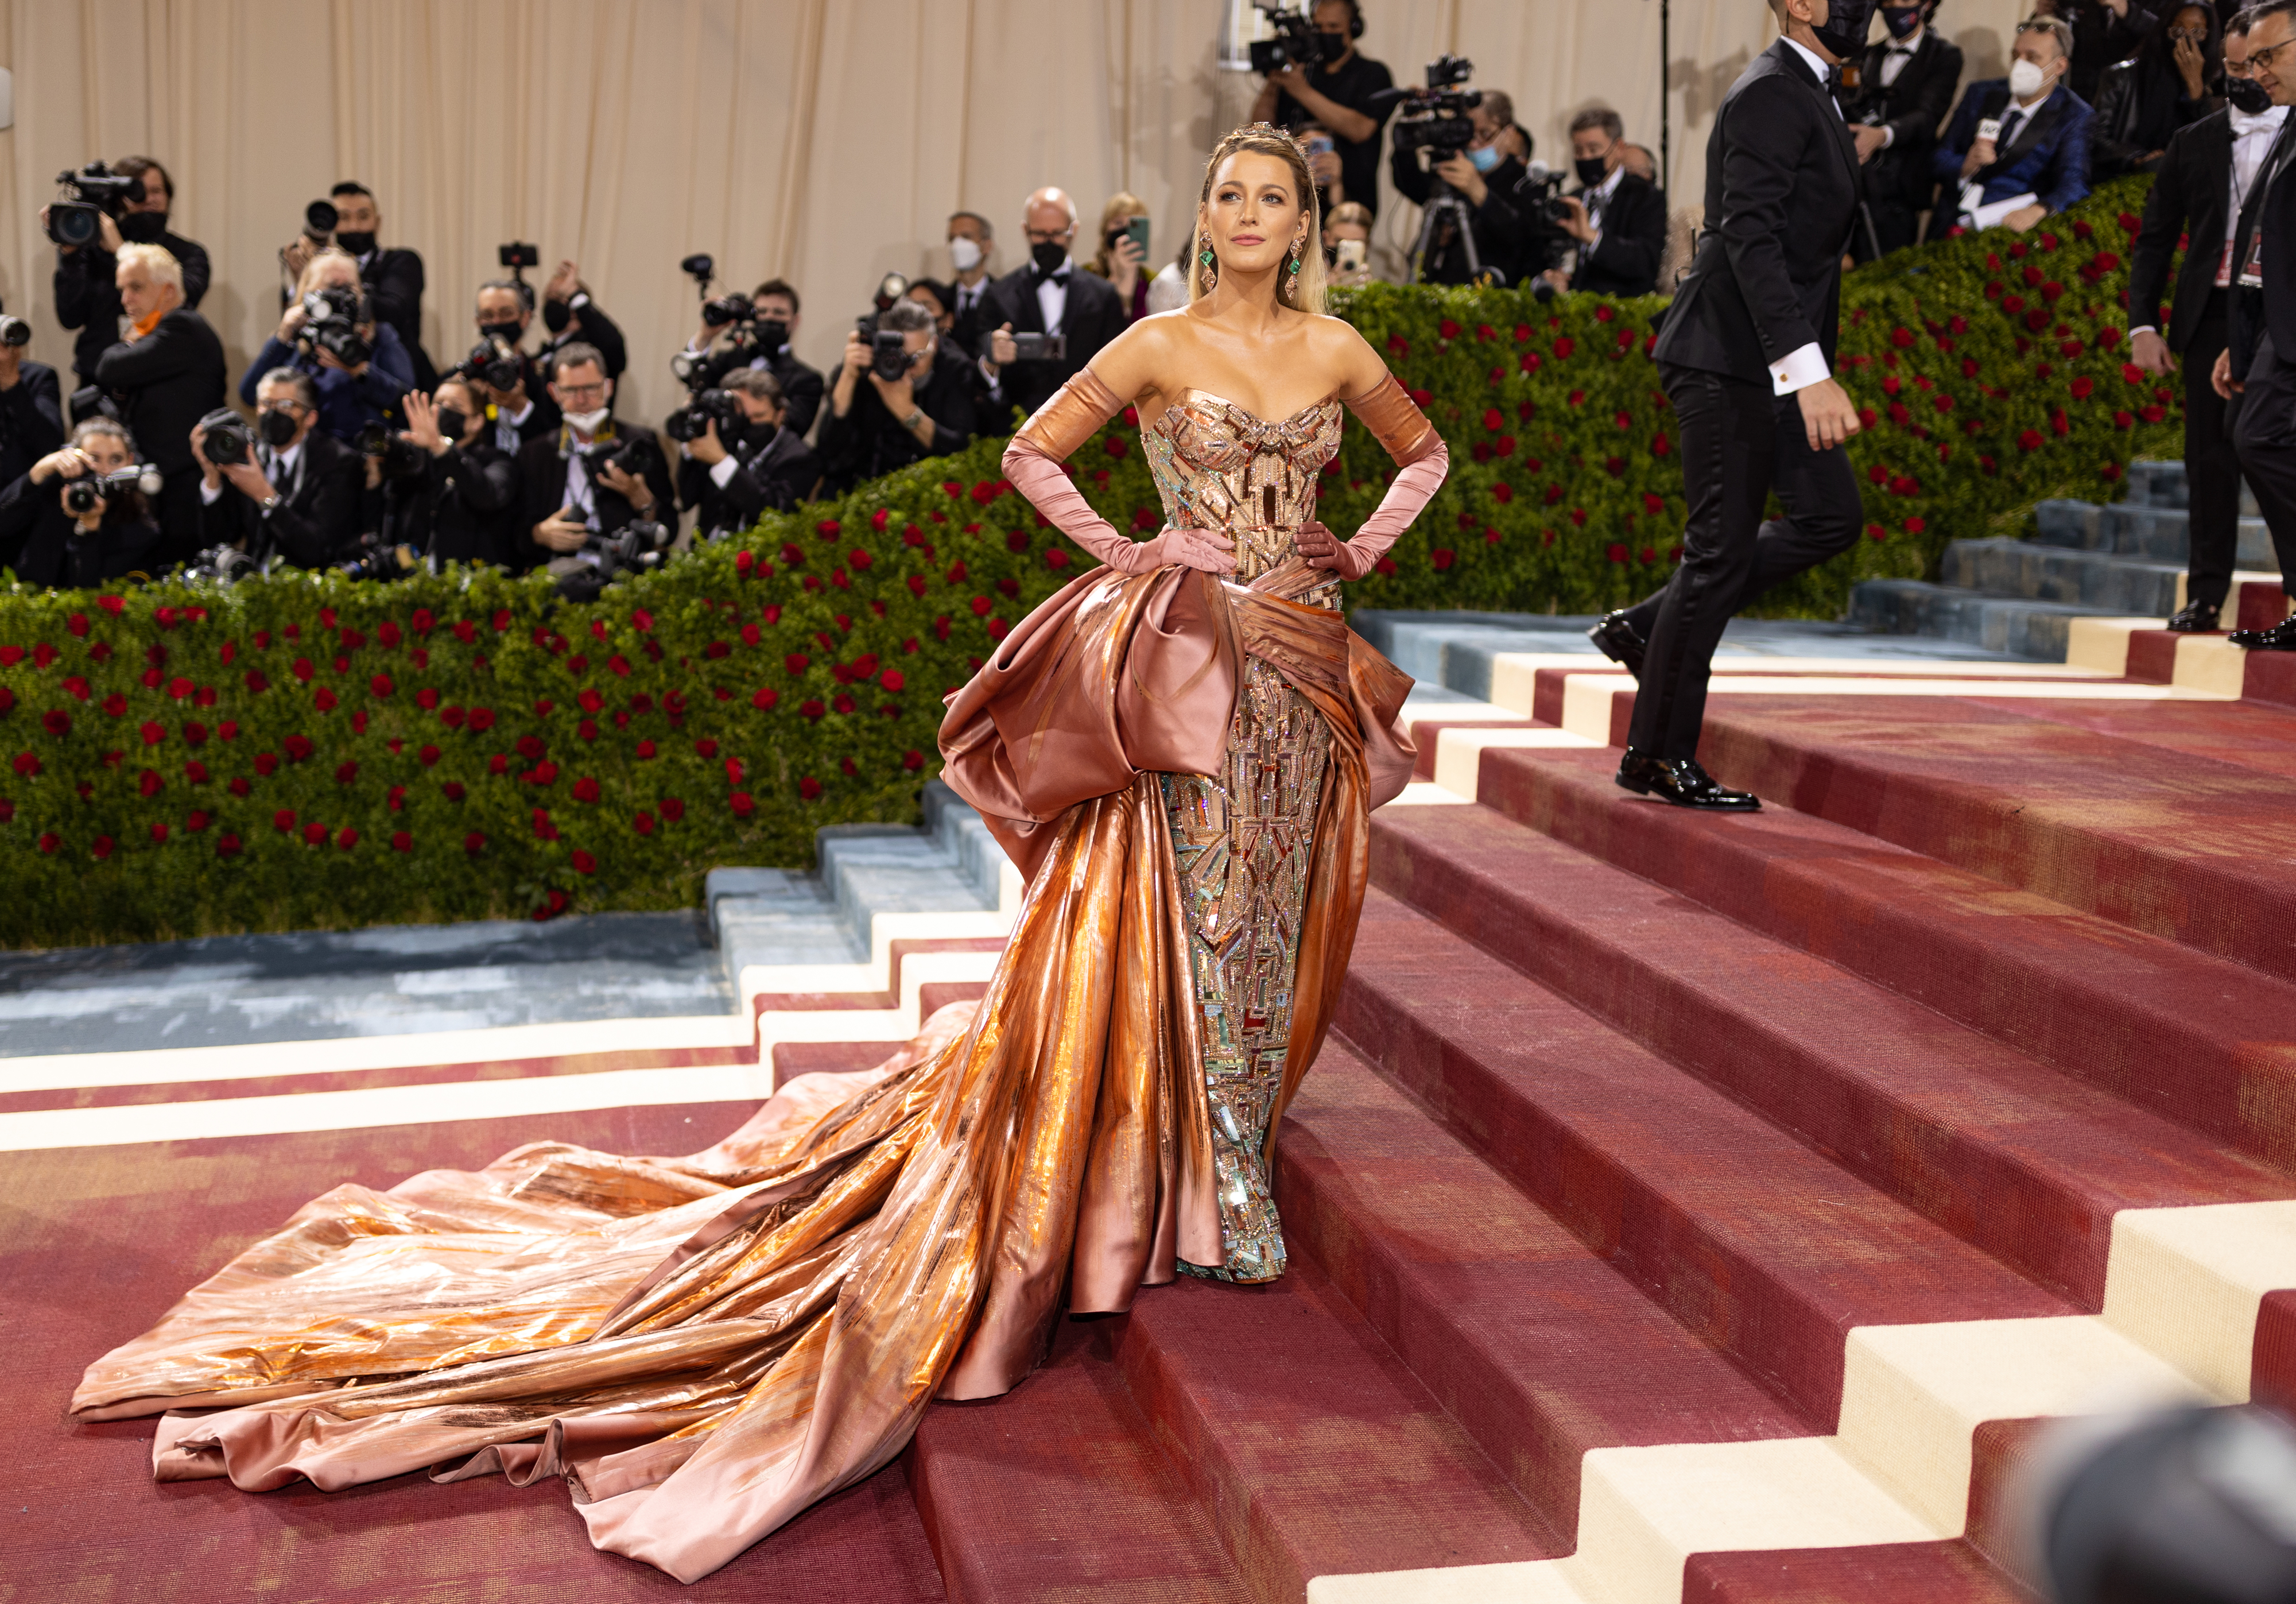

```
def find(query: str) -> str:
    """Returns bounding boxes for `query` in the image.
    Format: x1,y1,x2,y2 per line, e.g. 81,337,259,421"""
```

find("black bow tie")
1031,264,1071,286
1888,45,1915,55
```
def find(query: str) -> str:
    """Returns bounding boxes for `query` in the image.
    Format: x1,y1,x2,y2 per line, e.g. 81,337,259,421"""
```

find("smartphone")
1305,133,1337,158
1112,217,1150,262
1011,332,1068,362
1336,238,1367,273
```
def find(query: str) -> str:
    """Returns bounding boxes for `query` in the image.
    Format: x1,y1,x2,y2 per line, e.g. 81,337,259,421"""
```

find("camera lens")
306,199,339,235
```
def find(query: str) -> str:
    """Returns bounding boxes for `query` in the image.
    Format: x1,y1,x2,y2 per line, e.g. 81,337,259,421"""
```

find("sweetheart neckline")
1151,388,1341,434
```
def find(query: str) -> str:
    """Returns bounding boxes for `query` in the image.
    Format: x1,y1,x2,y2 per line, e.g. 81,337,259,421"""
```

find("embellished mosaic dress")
73,373,1438,1586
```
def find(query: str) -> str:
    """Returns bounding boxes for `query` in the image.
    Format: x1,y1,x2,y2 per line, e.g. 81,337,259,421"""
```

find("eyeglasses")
2252,36,2296,69
257,400,307,415
1023,226,1072,244
555,381,608,401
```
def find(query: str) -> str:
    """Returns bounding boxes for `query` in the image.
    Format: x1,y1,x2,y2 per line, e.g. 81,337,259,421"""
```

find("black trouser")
2182,296,2244,608
1852,198,1923,263
2229,332,2296,600
1620,364,1863,760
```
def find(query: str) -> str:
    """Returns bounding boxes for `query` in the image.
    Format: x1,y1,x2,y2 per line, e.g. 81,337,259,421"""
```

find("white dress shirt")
1873,25,1925,147
1771,36,1845,397
1034,258,1073,338
1583,163,1627,254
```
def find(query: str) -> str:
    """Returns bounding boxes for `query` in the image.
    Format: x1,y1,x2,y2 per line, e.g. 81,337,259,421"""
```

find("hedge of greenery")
0,178,2175,947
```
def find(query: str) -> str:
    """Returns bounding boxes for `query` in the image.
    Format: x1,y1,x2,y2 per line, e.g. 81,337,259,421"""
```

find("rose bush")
0,179,2173,947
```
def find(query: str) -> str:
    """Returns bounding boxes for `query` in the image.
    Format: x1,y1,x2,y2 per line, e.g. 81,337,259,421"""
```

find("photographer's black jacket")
1569,172,1668,299
818,343,977,496
0,470,163,587
1273,51,1397,219
2132,109,2239,356
678,425,820,540
359,247,433,389
1841,28,1967,212
0,363,67,492
771,352,825,441
382,438,522,570
1391,148,1534,286
515,424,676,569
56,230,211,384
200,431,364,569
541,295,629,385
94,309,226,480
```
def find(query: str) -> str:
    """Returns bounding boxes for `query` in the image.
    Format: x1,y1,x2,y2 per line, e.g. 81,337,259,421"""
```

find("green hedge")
0,178,2175,947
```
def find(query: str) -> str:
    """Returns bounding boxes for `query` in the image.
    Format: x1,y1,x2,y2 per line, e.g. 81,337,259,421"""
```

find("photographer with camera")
48,158,211,393
0,419,164,588
978,189,1128,423
88,243,224,563
676,278,824,440
238,248,416,445
520,343,674,599
457,279,563,453
285,183,434,388
0,303,66,493
1251,1,1397,219
374,379,523,571
1390,83,1534,286
676,369,820,541
193,369,362,572
539,258,630,384
819,300,975,495
1540,107,1669,299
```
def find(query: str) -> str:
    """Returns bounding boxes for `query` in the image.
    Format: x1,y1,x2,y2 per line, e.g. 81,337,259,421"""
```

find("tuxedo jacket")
2130,110,2237,354
982,265,1127,424
92,308,227,478
200,430,365,569
2229,117,2296,375
1933,81,2095,216
1651,40,1861,386
1842,29,1967,210
1570,173,1667,299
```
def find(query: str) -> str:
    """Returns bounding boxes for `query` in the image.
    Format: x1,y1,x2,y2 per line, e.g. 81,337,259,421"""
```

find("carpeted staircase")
1852,459,2289,656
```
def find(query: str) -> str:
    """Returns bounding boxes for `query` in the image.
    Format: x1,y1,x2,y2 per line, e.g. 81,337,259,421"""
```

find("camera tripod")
1409,176,1508,288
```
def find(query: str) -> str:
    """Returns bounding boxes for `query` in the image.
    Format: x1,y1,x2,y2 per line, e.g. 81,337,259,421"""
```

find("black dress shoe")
1615,749,1762,811
2165,599,2221,633
1587,610,1647,680
2229,616,2296,650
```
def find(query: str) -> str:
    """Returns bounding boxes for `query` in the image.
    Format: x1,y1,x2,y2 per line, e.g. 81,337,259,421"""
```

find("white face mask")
2008,57,2050,99
949,237,984,273
564,406,610,435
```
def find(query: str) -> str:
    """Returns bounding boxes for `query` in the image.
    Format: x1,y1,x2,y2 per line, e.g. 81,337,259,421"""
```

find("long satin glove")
1000,369,1238,576
1300,373,1450,580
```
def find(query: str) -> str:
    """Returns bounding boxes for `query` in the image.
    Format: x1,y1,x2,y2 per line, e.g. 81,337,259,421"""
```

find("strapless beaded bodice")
1143,390,1344,590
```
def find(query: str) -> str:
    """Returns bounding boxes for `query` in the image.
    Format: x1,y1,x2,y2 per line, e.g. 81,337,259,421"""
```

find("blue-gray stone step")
2119,458,2259,515
1940,537,2185,615
2033,498,2278,569
1846,580,2135,661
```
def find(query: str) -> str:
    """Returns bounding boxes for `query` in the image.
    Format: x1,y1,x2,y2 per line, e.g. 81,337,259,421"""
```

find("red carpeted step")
1273,1043,1806,1541
1366,800,2295,1303
2,1112,949,1603
1682,1540,2024,1604
2249,650,2296,711
1963,695,2296,781
1683,697,2296,985
1471,743,2296,1177
1111,1261,1556,1598
1333,888,2069,1432
905,1318,1247,1604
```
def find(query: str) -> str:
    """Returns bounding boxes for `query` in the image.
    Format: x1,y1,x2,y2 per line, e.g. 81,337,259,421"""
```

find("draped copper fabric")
73,367,1430,1585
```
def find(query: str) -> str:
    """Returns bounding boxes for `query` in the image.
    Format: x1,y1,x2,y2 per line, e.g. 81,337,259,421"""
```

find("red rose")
284,735,313,762
798,776,822,800
138,768,162,797
660,798,685,823
387,784,406,811
1554,337,1576,359
370,673,394,698
138,719,163,746
573,776,601,803
273,808,296,833
1430,548,1456,571
187,811,209,832
37,832,60,854
185,761,208,782
444,781,467,801
1607,544,1630,563
468,706,496,732
42,710,68,737
517,734,545,760
491,609,512,631
2019,428,2044,451
391,830,413,853
301,820,327,847
464,831,486,855
91,834,115,860
631,609,655,633
227,777,249,796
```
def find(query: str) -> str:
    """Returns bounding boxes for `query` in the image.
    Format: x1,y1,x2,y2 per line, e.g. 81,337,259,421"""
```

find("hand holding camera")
1550,193,1595,245
987,323,1019,369
534,505,589,553
1433,150,1489,204
594,456,656,514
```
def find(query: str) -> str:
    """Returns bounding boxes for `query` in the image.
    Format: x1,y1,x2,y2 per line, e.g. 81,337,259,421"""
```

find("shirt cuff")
506,401,534,426
1882,125,1896,149
2129,324,2159,338
1770,342,1831,397
199,479,223,506
708,455,740,489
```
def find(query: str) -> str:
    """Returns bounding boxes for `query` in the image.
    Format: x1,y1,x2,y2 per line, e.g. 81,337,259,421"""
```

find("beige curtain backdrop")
0,0,2038,432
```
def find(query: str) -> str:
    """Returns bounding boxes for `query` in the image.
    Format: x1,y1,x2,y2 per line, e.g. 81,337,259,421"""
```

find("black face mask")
1030,240,1069,276
478,319,523,346
118,211,167,245
743,419,779,451
2227,73,2275,114
1810,0,1879,61
435,406,468,442
1576,156,1610,187
755,319,789,353
542,297,571,335
333,230,376,258
1883,6,1922,40
258,409,300,448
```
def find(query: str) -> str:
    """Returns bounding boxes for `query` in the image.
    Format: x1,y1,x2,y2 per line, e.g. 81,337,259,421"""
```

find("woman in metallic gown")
72,125,1448,1583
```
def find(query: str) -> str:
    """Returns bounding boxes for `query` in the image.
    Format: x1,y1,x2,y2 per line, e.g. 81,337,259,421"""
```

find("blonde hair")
1189,124,1328,316
116,242,182,292
296,246,363,301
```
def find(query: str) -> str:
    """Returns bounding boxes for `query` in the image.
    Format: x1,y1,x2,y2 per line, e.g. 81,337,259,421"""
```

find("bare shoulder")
1089,312,1190,403
1301,311,1389,398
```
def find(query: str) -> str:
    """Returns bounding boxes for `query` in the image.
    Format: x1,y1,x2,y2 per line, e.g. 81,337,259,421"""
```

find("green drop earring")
1199,232,1217,291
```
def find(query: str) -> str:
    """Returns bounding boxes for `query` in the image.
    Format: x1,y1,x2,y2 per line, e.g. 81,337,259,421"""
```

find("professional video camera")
0,298,30,349
296,285,374,369
61,462,164,517
197,407,257,468
669,254,767,390
1388,55,1483,160
337,530,420,583
46,163,146,249
358,421,428,482
453,335,524,393
664,386,744,444
1247,0,1342,74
